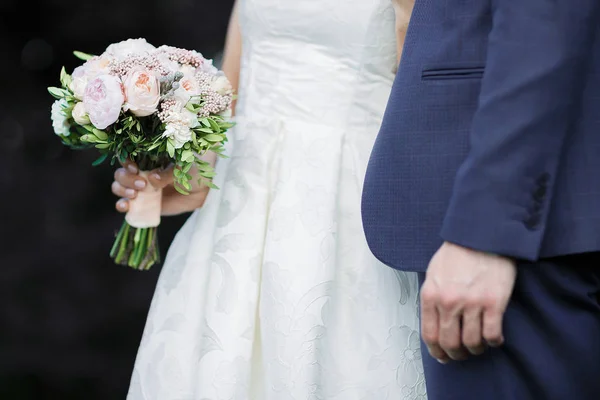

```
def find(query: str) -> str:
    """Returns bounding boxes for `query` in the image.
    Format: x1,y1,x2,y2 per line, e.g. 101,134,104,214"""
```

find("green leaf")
205,181,219,190
219,122,235,130
166,140,175,158
92,153,109,166
174,184,190,196
48,87,68,99
181,149,195,163
200,118,211,127
92,129,108,141
73,51,95,61
185,102,200,113
204,134,223,142
147,141,162,151
80,134,96,143
196,127,214,134
95,143,111,149
208,118,221,133
60,67,72,89
182,163,193,173
201,170,216,178
191,131,199,147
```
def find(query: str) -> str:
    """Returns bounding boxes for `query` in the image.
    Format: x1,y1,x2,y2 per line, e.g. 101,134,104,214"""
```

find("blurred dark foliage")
0,0,234,398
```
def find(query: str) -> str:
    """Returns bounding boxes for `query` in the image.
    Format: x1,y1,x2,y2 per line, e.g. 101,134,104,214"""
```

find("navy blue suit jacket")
362,0,600,272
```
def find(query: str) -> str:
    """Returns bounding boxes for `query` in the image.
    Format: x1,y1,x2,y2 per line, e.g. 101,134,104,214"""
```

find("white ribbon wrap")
125,171,162,229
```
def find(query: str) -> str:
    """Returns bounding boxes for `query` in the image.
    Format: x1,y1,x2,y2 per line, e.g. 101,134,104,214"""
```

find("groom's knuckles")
438,292,462,312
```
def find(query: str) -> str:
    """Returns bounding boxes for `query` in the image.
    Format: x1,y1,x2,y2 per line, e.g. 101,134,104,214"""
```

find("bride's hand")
112,161,210,216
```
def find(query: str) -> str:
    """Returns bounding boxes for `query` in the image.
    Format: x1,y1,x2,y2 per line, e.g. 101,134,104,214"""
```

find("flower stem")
110,220,160,270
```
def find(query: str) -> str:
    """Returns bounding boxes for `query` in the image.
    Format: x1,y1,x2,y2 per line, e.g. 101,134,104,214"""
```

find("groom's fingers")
462,308,485,355
438,306,469,361
420,287,449,363
482,306,505,347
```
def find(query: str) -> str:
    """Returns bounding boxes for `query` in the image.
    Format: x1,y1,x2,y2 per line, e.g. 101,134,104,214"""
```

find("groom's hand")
420,242,517,363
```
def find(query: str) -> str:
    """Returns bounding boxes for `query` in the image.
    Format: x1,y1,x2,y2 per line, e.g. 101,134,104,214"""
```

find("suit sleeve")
440,1,600,261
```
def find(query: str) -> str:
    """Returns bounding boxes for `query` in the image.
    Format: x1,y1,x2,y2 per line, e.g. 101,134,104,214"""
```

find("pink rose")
83,75,125,130
123,68,160,117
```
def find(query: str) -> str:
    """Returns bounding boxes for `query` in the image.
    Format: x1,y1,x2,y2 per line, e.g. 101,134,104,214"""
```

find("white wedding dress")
127,0,425,399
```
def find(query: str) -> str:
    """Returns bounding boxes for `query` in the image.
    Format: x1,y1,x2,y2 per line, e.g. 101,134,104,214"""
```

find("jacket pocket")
421,66,485,81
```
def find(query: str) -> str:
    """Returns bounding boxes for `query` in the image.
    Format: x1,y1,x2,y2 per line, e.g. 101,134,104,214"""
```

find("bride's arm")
222,0,242,115
157,0,243,214
392,0,415,66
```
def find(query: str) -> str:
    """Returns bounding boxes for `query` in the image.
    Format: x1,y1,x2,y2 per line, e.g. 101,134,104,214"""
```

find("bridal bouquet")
48,39,234,270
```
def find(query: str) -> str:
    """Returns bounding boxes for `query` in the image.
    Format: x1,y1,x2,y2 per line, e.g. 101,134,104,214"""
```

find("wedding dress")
127,0,425,399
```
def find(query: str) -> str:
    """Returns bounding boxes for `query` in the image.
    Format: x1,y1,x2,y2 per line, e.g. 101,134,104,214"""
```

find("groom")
363,1,600,399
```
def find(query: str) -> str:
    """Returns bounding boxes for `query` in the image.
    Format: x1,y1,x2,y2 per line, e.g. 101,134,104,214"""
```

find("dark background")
0,0,235,398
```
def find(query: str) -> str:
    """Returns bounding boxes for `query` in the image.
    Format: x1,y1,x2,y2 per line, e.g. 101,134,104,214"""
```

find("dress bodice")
236,0,398,129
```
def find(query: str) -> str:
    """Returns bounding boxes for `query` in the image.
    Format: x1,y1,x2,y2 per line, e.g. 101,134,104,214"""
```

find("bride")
113,0,424,398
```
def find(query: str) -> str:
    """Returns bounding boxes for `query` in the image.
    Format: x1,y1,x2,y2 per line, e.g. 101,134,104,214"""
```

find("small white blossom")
51,99,71,136
163,122,192,149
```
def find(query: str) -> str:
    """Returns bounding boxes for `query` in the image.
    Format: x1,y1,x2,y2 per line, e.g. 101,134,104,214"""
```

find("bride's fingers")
148,165,175,189
114,168,147,190
112,181,137,199
116,198,129,213
119,159,139,174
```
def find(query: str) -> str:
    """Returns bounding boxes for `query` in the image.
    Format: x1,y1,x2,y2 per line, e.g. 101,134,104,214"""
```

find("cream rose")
105,38,156,61
123,68,161,117
83,74,125,130
211,75,233,96
72,102,90,125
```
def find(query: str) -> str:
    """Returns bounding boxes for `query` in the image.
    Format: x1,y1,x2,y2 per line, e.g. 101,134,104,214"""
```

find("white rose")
156,53,180,74
123,68,160,117
70,66,89,100
201,58,218,75
211,75,233,96
51,99,71,136
163,123,192,149
72,102,90,125
164,101,200,129
105,38,156,60
182,109,200,128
